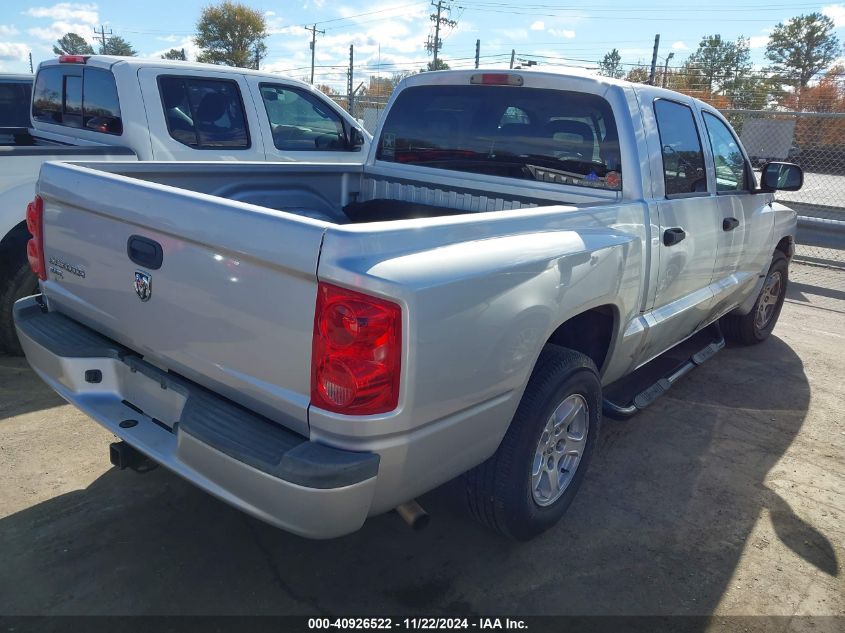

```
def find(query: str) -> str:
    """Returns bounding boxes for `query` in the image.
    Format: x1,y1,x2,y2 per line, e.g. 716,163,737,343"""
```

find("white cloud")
145,36,201,61
28,21,98,42
822,4,845,28
750,34,769,49
530,21,545,31
671,41,688,51
0,42,30,61
0,25,19,36
548,28,576,39
23,3,99,25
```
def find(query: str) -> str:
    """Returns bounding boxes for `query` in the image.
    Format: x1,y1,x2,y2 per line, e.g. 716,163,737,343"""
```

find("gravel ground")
0,294,842,621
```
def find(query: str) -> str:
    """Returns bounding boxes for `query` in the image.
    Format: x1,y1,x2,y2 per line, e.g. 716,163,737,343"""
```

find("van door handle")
723,217,740,231
663,227,686,246
127,235,163,270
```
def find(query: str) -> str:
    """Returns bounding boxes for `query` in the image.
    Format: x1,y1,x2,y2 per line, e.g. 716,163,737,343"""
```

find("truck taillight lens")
26,195,46,281
311,282,402,415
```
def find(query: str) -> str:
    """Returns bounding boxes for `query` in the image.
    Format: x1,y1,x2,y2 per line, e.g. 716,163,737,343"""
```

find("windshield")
377,84,622,191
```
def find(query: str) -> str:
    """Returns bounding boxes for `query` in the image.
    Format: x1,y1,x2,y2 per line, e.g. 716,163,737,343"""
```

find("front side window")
259,84,345,151
32,66,122,135
376,85,622,191
158,76,249,149
654,99,707,196
703,112,748,192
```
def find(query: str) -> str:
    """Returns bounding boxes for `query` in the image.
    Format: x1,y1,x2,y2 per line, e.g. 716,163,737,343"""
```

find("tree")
625,65,649,83
685,34,749,93
52,32,94,56
161,48,186,61
195,1,267,69
598,48,623,79
766,12,841,91
424,59,450,72
101,35,137,56
315,84,335,96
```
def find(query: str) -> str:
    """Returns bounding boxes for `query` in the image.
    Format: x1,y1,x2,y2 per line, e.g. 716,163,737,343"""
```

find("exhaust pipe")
109,441,158,473
395,499,430,531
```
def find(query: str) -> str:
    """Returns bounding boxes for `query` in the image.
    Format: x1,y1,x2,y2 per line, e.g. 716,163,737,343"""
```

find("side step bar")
603,323,726,419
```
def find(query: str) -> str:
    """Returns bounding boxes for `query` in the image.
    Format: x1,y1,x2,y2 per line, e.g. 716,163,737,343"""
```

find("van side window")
158,76,250,149
259,83,345,151
654,99,708,196
32,66,122,135
703,112,749,192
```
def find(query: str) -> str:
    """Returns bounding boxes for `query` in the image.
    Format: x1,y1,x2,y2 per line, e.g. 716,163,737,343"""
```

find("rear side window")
0,80,33,127
259,83,345,151
654,99,707,196
158,76,249,149
32,65,122,135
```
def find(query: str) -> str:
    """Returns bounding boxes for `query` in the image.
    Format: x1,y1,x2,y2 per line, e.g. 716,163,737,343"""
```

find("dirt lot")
0,277,842,619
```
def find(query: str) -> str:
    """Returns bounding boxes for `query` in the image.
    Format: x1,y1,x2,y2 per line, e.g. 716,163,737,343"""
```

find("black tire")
721,251,788,346
0,236,39,355
463,345,601,540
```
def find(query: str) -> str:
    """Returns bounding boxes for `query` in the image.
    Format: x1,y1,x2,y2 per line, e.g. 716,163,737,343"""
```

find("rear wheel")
0,235,38,355
463,345,601,540
721,251,788,345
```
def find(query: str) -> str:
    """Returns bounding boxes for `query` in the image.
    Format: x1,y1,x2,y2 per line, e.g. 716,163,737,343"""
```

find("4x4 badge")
134,271,152,302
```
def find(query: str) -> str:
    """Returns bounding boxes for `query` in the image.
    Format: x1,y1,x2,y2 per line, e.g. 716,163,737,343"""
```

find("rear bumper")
13,296,379,539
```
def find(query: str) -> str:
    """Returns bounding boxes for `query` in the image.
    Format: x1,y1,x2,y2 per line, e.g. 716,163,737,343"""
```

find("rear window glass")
0,80,33,127
376,85,622,191
654,99,707,196
32,65,122,135
158,76,249,149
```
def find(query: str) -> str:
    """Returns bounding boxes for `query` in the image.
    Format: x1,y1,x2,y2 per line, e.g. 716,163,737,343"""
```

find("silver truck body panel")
18,68,799,535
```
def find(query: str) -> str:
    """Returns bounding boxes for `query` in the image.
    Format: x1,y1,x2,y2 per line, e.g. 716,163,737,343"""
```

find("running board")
603,324,725,419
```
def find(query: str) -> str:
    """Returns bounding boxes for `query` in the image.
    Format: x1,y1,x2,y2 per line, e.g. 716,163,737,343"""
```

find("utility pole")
305,24,324,84
510,49,515,69
426,1,456,70
347,45,354,115
93,25,112,54
661,52,674,88
475,39,480,69
648,34,660,86
28,52,33,73
254,45,259,70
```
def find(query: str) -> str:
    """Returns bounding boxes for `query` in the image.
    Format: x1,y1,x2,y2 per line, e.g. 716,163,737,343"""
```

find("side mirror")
760,161,803,192
348,126,365,150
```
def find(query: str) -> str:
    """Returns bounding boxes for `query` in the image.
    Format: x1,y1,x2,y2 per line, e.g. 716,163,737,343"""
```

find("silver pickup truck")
15,69,803,540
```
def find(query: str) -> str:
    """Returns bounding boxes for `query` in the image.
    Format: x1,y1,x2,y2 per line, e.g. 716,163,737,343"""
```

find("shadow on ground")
0,335,833,616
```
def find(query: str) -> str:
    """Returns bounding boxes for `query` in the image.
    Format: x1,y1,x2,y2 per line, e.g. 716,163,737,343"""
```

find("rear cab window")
0,80,32,127
158,76,250,149
32,65,122,135
653,99,707,197
376,85,623,191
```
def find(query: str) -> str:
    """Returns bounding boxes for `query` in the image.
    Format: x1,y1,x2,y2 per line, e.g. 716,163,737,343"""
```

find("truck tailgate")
36,161,327,436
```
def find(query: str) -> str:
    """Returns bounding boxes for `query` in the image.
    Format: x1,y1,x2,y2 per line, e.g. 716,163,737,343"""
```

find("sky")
2,0,845,91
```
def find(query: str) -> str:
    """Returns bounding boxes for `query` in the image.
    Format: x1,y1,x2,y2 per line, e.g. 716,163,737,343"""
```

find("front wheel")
463,345,601,540
721,251,788,345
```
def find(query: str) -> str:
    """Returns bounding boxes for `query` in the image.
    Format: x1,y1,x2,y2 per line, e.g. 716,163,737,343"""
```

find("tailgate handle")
127,235,163,270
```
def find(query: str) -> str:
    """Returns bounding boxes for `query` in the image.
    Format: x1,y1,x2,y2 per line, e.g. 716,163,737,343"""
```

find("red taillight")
470,73,524,86
26,196,46,281
58,55,88,64
311,282,402,415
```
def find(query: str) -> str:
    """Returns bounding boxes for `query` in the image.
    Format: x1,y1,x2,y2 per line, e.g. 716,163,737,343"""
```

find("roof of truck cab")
400,67,711,111
0,73,33,81
37,55,315,91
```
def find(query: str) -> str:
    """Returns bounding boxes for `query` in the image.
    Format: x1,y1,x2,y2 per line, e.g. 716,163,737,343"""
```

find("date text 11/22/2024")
307,618,528,630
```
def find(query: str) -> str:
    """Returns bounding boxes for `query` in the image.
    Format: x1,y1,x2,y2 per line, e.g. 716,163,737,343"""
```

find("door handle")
723,217,740,231
663,227,686,246
127,235,163,270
